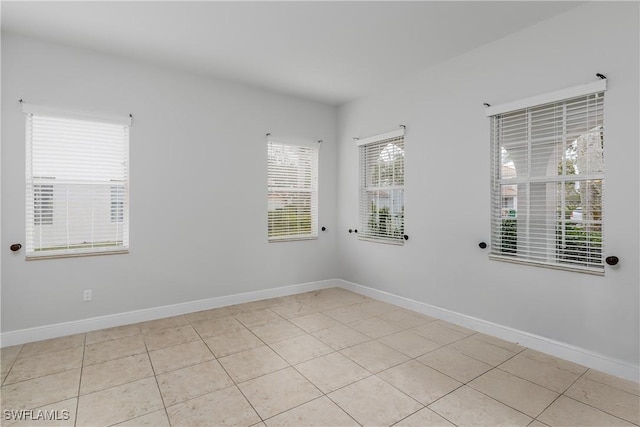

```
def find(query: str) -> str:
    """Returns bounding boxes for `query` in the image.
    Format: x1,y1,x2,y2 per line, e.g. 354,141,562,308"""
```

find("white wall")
1,34,338,332
2,2,638,375
337,2,639,367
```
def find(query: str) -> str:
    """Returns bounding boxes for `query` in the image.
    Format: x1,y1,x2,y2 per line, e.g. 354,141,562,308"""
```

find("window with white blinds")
358,130,405,244
267,141,318,242
488,81,606,274
24,104,130,258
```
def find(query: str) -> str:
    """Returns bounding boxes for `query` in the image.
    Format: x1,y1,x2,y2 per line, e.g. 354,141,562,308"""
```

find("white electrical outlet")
83,289,92,301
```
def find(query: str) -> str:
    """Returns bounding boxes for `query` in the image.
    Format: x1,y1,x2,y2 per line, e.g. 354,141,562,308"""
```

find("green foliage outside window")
368,203,404,239
268,204,312,237
557,223,602,266
500,219,517,254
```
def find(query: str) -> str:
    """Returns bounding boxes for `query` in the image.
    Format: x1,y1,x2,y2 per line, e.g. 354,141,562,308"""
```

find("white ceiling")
1,1,582,106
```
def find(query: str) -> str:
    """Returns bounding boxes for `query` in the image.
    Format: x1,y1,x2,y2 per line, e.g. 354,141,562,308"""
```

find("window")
24,104,130,258
267,140,318,241
487,80,606,274
358,129,405,244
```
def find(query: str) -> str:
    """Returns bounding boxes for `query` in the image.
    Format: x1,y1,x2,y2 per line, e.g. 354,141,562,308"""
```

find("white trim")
22,103,132,126
267,136,320,149
268,236,318,243
355,128,404,146
489,255,605,276
2,277,637,383
0,279,337,347
358,236,404,246
485,79,607,117
336,279,639,383
26,249,129,261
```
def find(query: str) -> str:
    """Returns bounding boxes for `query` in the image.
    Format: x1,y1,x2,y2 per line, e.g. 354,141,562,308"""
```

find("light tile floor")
1,288,638,426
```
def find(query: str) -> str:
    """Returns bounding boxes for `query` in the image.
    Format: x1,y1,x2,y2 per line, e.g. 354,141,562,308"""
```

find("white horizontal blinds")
25,111,130,258
267,141,318,241
490,91,605,274
359,134,405,244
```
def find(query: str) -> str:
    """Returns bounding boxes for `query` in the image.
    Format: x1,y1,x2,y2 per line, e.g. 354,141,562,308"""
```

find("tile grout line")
490,347,576,397
408,342,529,424
1,342,27,386
268,292,368,424
74,334,87,427
390,405,458,427
80,311,451,426
0,341,86,421
0,354,19,387
321,392,365,427
142,333,173,427
550,366,640,427
5,289,637,427
1,337,88,422
279,303,479,425
230,295,379,424
558,394,640,426
531,367,588,425
194,325,266,424
440,346,551,422
490,347,627,424
579,372,640,397
239,311,327,423
2,343,86,386
284,307,451,426
462,368,542,423
376,333,470,410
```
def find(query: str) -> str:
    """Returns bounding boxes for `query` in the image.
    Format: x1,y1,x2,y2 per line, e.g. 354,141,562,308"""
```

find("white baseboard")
2,277,637,383
0,279,337,348
336,279,640,383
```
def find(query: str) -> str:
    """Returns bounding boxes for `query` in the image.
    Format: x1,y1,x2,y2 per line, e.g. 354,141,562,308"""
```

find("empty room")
1,1,638,426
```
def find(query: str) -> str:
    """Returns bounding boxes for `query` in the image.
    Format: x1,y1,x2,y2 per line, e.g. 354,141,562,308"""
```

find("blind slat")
25,112,130,258
489,91,604,274
267,142,318,242
359,135,405,244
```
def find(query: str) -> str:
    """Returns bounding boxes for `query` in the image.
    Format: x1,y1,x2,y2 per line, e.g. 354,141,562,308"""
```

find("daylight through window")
488,84,605,274
24,105,130,258
358,130,405,244
267,141,318,241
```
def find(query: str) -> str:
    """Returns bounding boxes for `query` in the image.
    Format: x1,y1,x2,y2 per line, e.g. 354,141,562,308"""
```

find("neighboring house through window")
487,79,606,274
33,183,54,225
111,184,125,223
267,139,318,241
357,128,405,244
24,104,131,258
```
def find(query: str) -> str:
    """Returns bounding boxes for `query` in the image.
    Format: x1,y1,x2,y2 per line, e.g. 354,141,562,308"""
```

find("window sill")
268,236,318,243
358,236,404,246
489,254,604,276
26,249,129,261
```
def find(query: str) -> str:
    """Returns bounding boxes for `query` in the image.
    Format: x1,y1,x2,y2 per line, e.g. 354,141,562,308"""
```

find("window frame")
486,80,607,275
23,103,131,259
267,139,319,242
357,128,406,245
